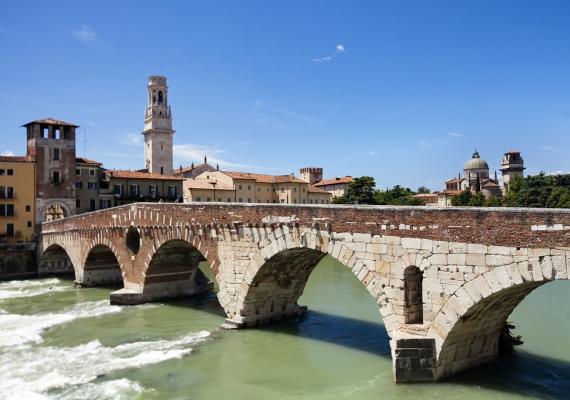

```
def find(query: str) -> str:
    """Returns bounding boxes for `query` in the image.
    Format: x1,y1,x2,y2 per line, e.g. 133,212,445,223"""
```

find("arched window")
158,91,163,104
404,266,423,324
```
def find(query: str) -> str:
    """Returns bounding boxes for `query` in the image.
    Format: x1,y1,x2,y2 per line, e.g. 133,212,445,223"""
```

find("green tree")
333,176,377,204
417,186,431,194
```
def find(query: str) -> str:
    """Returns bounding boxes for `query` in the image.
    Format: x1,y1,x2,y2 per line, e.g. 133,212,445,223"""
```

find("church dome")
464,150,489,170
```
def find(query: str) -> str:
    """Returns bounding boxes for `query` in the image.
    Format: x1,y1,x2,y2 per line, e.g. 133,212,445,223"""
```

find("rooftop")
0,155,34,163
313,176,354,187
106,170,184,181
185,179,234,191
75,157,102,166
22,118,79,127
224,171,307,184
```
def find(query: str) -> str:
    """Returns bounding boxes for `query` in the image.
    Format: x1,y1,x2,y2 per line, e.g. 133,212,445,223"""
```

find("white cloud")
540,145,558,152
448,132,463,138
368,150,377,156
119,132,142,147
417,140,430,148
173,143,260,170
546,170,568,175
312,44,346,63
0,150,14,156
71,25,97,43
252,100,322,125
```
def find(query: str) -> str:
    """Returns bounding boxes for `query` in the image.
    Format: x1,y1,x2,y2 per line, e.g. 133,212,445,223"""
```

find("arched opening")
38,244,74,276
158,91,163,104
82,245,123,287
404,266,423,324
436,280,547,379
142,239,213,302
125,227,140,254
45,204,66,222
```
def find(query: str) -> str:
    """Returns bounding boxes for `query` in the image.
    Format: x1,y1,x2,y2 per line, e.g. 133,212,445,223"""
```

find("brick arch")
80,240,126,287
224,229,391,330
428,254,569,379
38,241,78,278
137,237,215,302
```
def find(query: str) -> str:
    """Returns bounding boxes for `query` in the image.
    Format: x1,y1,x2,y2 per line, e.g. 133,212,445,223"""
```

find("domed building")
437,149,506,206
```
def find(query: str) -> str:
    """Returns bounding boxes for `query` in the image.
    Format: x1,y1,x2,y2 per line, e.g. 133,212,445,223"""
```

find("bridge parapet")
38,203,570,383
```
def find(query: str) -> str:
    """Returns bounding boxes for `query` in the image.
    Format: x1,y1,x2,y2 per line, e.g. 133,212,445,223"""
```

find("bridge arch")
80,243,125,288
140,239,214,302
223,231,394,329
38,243,76,277
429,254,568,380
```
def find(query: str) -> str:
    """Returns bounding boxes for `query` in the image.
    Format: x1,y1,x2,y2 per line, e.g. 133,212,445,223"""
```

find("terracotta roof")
224,171,307,184
173,163,217,177
185,179,234,191
445,177,466,183
313,176,353,187
412,193,438,198
22,118,79,127
481,181,500,188
442,190,463,195
308,185,330,194
0,155,34,163
75,157,102,166
106,170,184,181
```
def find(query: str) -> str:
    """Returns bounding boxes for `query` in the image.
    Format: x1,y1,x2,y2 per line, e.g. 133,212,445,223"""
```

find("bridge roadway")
38,202,570,382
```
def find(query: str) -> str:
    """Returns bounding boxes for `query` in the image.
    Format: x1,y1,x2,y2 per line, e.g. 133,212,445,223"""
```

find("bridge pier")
110,268,213,305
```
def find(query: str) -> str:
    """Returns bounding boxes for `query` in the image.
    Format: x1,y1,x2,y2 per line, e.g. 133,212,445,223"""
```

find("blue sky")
1,1,569,190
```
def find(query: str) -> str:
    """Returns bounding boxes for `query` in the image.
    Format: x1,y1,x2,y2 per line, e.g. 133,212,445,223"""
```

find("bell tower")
143,76,174,175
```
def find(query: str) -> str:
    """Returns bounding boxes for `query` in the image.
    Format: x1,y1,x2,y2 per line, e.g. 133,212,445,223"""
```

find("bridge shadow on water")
164,292,570,400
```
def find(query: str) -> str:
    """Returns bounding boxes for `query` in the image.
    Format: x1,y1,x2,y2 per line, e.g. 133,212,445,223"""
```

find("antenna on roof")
216,163,219,171
204,155,207,164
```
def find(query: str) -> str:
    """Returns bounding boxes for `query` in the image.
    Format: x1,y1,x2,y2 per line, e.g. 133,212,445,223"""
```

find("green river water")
0,256,568,399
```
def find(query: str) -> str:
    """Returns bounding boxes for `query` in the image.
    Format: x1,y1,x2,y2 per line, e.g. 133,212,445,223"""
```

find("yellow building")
0,156,36,242
185,169,332,204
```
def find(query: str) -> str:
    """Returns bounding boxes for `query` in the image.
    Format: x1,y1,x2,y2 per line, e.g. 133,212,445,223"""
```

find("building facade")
24,118,78,223
0,156,35,242
143,76,174,176
102,170,183,206
182,169,332,204
500,150,525,192
75,157,104,213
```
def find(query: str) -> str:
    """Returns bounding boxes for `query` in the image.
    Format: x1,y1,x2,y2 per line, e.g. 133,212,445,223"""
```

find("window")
280,188,284,193
227,198,231,202
54,128,61,140
42,127,48,138
130,184,139,197
294,187,297,192
207,197,211,202
52,171,60,185
89,169,95,176
0,205,4,216
404,266,423,324
53,148,60,160
238,198,243,202
248,185,252,190
6,187,14,199
89,199,96,212
302,188,306,193
113,184,124,195
247,198,251,203
87,182,97,190
0,169,4,176
25,205,31,212
6,204,14,216
27,221,32,228
75,169,80,175
7,169,13,176
196,197,201,202
168,185,177,197
310,199,313,204
76,199,81,208
280,199,284,204
149,185,158,198
6,223,14,237
257,187,261,192
0,187,4,198
76,181,83,190
238,185,243,190
293,199,297,204
160,167,164,175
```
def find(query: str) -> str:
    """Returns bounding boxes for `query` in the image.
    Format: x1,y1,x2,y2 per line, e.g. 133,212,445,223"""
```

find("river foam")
0,278,68,300
0,300,125,347
0,331,210,399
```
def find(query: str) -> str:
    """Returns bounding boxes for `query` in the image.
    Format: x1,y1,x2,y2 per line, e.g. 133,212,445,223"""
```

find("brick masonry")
39,203,570,382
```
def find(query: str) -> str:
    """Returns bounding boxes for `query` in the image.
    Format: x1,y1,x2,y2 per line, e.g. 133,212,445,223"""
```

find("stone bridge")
38,203,570,383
